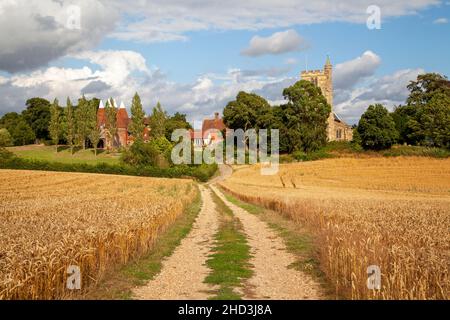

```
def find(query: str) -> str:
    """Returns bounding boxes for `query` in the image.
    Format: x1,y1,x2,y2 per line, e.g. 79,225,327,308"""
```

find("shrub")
121,140,160,166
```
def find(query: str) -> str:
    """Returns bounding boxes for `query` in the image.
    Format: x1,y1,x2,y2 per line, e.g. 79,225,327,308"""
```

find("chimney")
214,112,219,120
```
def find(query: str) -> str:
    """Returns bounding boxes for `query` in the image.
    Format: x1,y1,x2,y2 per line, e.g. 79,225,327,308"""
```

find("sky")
0,0,449,126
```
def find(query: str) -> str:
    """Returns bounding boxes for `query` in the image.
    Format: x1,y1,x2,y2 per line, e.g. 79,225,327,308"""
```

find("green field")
7,145,120,165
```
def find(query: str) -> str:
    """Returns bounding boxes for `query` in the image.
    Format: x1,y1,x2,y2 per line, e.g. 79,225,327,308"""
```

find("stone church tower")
300,56,352,141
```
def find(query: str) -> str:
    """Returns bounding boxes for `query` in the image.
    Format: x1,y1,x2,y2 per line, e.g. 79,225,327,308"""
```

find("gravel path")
133,165,322,300
132,185,219,300
210,184,323,300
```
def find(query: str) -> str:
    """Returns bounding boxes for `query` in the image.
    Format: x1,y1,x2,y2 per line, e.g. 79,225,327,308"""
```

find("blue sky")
0,0,449,125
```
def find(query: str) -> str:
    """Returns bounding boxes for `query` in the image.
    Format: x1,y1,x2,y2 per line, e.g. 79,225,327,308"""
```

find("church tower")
323,56,335,140
324,55,333,107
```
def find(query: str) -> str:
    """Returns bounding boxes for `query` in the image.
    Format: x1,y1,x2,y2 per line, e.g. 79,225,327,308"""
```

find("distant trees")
391,73,450,149
75,96,92,150
223,91,271,133
49,98,61,153
23,98,51,142
165,112,192,141
129,92,146,142
149,102,167,139
0,112,35,146
65,98,76,154
277,80,331,153
0,128,12,147
357,104,398,150
87,99,101,156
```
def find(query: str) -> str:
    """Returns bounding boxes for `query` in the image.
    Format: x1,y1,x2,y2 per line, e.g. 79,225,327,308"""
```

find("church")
301,57,353,141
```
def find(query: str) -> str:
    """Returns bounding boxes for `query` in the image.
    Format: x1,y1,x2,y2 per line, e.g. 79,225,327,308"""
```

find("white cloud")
335,68,424,124
241,30,308,57
0,0,440,71
334,51,381,90
109,0,440,43
0,0,118,73
433,18,448,24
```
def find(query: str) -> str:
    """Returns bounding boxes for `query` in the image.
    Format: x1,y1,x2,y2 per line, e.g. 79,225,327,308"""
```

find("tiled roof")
202,114,226,133
116,108,129,129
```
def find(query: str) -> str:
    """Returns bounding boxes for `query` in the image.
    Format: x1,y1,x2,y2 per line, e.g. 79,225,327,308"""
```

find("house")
97,99,150,149
191,112,227,148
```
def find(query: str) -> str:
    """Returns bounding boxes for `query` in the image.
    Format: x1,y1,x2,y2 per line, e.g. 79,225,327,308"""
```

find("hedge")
0,148,217,182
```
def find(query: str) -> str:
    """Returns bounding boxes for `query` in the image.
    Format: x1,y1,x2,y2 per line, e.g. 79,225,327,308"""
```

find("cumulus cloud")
0,0,118,73
335,68,424,124
241,30,308,56
334,51,381,90
0,0,439,71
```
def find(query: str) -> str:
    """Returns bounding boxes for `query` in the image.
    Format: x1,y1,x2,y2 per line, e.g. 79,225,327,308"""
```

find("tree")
75,96,91,150
408,93,450,148
278,80,331,153
164,112,192,141
0,128,12,147
129,92,146,141
22,97,51,142
105,99,118,149
149,102,167,139
400,73,450,148
87,99,101,156
49,98,61,152
11,120,35,146
0,112,35,146
407,73,450,106
223,91,271,131
65,97,76,155
357,104,398,150
391,104,419,145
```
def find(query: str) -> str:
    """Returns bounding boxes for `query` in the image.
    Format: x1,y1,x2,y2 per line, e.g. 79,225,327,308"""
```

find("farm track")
134,165,323,300
133,185,220,299
210,185,323,299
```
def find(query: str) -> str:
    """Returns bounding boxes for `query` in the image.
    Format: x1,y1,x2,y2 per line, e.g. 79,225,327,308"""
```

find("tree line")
0,93,192,154
222,72,450,152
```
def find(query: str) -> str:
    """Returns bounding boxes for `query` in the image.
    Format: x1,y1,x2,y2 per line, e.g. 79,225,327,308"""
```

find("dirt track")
133,165,322,300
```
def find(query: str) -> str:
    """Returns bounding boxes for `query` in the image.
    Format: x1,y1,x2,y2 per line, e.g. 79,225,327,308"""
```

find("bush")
121,140,160,166
121,138,174,168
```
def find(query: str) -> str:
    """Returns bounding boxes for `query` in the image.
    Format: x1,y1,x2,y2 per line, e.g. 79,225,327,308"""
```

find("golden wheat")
220,157,450,300
0,170,197,300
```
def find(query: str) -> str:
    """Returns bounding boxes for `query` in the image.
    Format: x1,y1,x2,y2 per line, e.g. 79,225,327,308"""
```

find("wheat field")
0,170,197,300
219,157,450,299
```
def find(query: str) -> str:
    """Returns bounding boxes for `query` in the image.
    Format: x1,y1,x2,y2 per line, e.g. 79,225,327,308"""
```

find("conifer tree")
129,92,146,142
49,98,61,153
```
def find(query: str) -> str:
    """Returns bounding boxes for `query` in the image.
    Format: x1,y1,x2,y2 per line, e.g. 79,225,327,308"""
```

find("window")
336,129,342,139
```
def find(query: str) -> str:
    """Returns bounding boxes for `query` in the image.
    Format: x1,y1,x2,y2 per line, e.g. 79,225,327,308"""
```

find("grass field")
0,169,197,299
7,145,120,165
219,157,450,299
